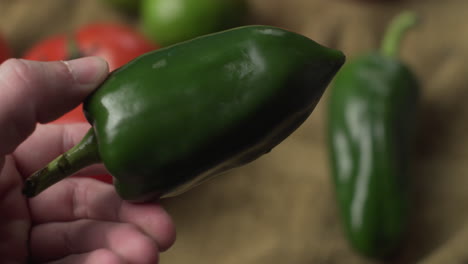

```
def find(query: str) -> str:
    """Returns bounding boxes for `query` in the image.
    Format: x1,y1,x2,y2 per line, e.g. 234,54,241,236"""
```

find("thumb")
0,57,108,156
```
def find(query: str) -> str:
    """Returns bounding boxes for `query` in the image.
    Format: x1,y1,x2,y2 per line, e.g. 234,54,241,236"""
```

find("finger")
0,57,108,156
29,178,176,251
31,220,159,264
47,249,125,264
13,123,108,178
0,160,29,264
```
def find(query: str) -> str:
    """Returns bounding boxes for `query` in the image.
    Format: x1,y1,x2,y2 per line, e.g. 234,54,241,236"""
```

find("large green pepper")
23,25,345,202
327,12,419,258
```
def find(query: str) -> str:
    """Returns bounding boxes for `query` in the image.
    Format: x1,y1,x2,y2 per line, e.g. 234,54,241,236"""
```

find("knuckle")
69,179,88,219
0,58,38,110
2,58,28,71
0,59,36,154
1,58,33,88
57,60,76,84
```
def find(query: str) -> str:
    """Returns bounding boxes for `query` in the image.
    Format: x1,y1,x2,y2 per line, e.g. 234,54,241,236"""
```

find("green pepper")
327,12,419,258
141,0,248,46
23,25,345,202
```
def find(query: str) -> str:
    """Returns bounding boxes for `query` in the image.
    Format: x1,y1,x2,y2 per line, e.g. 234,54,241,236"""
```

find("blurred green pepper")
327,12,419,258
141,0,248,46
23,25,345,202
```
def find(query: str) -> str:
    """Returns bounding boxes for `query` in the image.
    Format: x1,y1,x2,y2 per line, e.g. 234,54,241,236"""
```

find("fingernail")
64,57,109,85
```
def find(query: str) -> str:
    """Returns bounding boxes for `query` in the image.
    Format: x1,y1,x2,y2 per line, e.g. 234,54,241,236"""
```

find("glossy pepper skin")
23,25,345,202
327,12,419,258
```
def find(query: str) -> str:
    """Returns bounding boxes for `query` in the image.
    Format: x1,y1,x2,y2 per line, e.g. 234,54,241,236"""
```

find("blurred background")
1,0,468,263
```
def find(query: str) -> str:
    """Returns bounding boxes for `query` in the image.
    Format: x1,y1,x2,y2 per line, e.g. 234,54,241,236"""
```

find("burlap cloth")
1,0,468,263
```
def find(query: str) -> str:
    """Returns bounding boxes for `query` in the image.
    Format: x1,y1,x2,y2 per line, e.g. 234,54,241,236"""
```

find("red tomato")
0,35,11,63
76,23,158,71
24,23,158,71
23,23,158,183
23,35,68,61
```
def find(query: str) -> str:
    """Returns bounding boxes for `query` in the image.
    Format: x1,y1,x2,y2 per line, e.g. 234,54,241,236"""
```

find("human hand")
0,57,175,263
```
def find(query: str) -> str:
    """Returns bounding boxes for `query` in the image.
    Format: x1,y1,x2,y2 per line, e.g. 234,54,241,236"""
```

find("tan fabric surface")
1,0,468,263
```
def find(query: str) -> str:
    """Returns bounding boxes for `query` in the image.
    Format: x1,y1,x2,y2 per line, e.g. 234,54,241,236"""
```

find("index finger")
0,57,108,156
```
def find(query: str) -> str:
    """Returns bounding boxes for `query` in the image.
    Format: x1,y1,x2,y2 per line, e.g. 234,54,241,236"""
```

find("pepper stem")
22,128,102,198
381,11,418,58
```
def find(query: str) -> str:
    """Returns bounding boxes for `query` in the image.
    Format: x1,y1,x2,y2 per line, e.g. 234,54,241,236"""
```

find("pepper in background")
0,34,10,63
327,12,419,258
23,23,158,183
23,25,345,202
141,0,248,47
